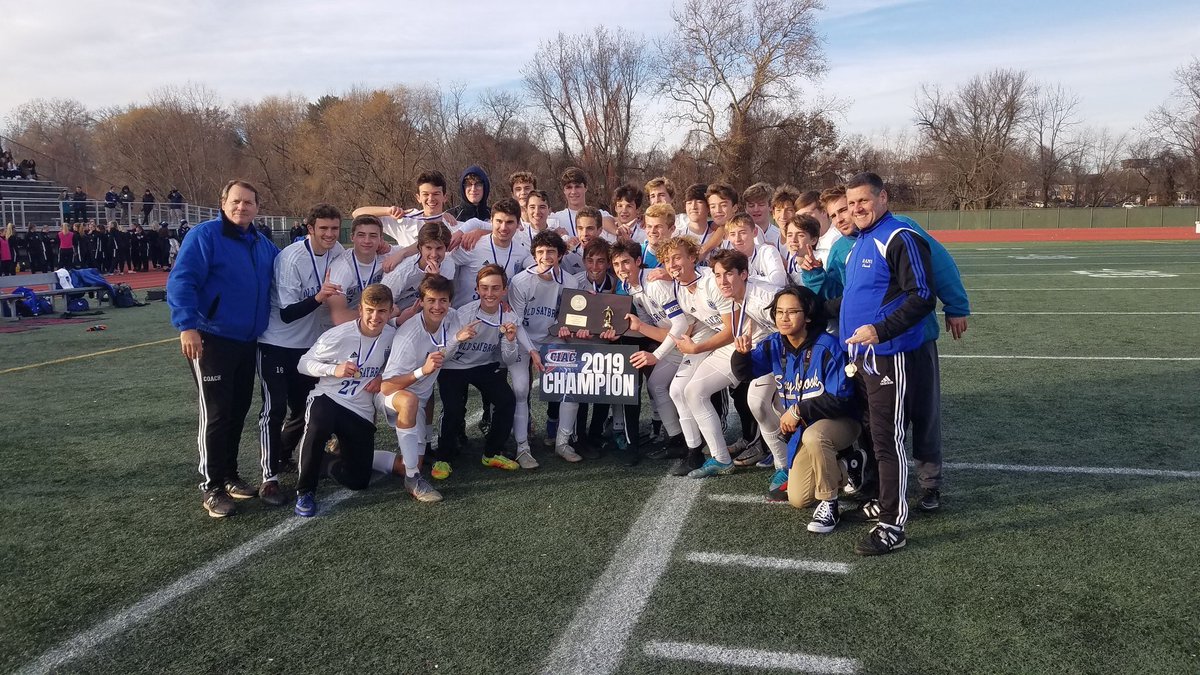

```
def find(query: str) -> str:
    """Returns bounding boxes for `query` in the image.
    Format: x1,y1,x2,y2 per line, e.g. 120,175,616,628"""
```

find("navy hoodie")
452,165,491,221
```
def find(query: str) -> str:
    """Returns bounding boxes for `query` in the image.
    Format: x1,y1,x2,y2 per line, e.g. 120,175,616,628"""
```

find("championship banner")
537,342,640,405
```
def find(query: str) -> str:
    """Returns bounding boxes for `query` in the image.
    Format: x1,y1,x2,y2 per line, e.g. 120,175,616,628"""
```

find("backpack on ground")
111,283,143,308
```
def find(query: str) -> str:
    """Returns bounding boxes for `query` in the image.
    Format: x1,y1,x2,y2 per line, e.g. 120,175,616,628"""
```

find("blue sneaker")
544,418,558,447
294,492,316,517
767,469,789,500
687,458,735,478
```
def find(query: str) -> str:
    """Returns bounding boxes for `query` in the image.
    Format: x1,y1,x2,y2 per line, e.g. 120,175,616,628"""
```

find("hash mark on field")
643,641,860,674
945,461,1200,479
685,551,851,574
17,490,354,675
708,493,789,505
541,477,702,675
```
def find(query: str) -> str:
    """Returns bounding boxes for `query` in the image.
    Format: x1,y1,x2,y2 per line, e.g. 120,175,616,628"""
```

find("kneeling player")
294,283,396,517
732,286,859,532
377,275,475,502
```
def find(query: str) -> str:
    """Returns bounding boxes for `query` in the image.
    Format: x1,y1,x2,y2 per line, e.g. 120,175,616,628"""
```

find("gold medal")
845,362,858,378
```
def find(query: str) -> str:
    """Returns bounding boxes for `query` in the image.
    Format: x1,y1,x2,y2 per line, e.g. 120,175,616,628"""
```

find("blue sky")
2,0,1197,145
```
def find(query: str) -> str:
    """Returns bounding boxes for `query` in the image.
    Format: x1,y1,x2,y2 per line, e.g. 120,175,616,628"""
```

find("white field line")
17,490,354,675
943,461,1200,479
964,287,1200,291
965,272,1200,277
971,311,1200,315
643,641,860,674
955,260,1200,267
541,477,703,675
940,355,1200,362
708,493,789,505
685,551,851,575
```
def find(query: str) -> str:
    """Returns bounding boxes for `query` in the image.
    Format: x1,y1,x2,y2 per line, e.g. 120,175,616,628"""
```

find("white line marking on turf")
685,552,851,574
966,272,1200,277
940,355,1200,361
541,476,703,675
708,493,789,505
971,311,1200,315
944,462,1200,479
643,641,860,674
17,490,354,675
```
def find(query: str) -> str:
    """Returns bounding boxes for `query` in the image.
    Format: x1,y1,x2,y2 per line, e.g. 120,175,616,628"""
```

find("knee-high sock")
394,425,422,477
373,450,398,474
682,366,732,462
747,374,788,469
511,360,531,445
555,401,580,447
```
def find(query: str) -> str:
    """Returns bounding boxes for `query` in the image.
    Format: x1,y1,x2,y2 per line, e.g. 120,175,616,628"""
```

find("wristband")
789,407,802,422
412,368,425,381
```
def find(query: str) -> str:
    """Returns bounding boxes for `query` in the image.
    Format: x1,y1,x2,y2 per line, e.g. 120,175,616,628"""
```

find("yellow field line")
0,337,176,375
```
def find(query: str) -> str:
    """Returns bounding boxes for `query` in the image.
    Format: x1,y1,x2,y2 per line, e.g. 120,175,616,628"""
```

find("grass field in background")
1,239,1197,674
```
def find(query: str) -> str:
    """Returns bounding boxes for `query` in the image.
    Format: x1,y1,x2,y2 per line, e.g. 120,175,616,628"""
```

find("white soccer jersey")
299,320,396,421
673,267,729,342
260,239,345,348
675,220,719,250
448,234,532,308
623,272,681,328
550,208,613,241
380,254,456,310
781,249,806,287
573,271,617,295
747,244,788,287
444,300,520,370
732,279,782,345
508,265,580,346
380,210,476,248
561,250,584,276
382,312,464,400
815,226,843,265
329,248,391,310
756,224,784,251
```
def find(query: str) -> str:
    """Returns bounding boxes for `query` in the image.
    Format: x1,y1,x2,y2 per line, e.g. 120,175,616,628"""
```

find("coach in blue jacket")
168,180,278,518
830,172,937,556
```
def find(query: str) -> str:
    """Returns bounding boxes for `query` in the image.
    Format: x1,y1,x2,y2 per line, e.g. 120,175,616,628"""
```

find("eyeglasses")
775,309,805,318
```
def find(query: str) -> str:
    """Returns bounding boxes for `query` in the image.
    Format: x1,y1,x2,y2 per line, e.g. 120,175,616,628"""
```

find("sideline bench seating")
0,272,110,320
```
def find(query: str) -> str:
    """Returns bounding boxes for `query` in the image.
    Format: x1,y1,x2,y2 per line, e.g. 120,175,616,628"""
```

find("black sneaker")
733,439,767,467
807,499,840,533
670,446,705,476
646,434,687,460
203,488,236,518
857,498,881,521
918,488,941,511
224,476,256,500
840,447,868,494
258,480,290,507
577,435,603,460
854,523,906,556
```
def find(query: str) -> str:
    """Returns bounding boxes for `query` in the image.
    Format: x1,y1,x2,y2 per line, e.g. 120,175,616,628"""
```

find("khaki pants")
787,418,862,508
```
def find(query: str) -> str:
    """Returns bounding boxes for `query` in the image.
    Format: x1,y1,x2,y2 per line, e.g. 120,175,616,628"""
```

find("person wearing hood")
451,165,491,222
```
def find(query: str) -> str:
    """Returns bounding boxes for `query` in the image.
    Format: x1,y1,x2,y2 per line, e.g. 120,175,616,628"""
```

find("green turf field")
1,239,1198,674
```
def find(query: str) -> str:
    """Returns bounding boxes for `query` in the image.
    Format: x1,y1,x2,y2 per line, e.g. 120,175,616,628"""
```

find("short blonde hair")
644,203,676,222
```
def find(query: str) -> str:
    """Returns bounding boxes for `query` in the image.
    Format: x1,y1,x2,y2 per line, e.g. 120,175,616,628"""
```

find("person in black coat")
72,187,89,223
112,224,130,274
157,223,172,268
130,224,145,272
119,185,135,222
28,225,49,273
143,224,159,270
141,189,156,224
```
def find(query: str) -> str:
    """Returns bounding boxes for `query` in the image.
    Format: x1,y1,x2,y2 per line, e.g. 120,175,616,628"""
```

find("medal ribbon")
353,255,378,291
305,239,329,288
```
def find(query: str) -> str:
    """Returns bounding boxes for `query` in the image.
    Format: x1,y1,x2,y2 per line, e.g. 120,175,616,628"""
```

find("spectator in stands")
104,187,119,222
178,219,190,241
119,185,134,222
0,224,14,275
3,158,20,179
20,159,37,180
168,188,184,221
256,221,271,239
141,189,156,224
72,186,89,223
60,189,72,223
288,221,305,242
58,223,76,269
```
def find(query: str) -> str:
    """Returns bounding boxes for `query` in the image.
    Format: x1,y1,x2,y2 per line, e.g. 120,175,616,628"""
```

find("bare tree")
659,0,826,187
1025,83,1081,205
479,88,524,140
1069,127,1127,206
915,69,1033,209
3,97,97,190
236,94,310,211
522,26,650,203
1145,58,1200,198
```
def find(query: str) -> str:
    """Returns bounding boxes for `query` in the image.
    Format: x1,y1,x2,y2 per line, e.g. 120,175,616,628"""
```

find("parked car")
1121,202,1141,208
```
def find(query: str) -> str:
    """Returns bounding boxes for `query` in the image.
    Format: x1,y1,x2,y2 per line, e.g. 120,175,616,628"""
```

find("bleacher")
0,178,77,227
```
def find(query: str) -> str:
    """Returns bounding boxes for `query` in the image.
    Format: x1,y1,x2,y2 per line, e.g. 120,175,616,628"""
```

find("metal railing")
0,197,300,244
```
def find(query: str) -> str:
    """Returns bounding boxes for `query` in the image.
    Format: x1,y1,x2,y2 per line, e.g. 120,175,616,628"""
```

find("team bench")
0,272,111,320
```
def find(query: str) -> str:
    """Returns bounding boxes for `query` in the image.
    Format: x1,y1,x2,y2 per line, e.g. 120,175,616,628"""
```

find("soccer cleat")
430,461,452,480
294,492,317,518
555,444,583,463
687,458,735,478
670,446,706,476
767,469,789,501
482,454,519,470
544,418,559,447
224,476,256,500
646,434,686,460
807,499,840,534
918,488,941,511
258,480,289,507
854,523,906,556
576,436,603,460
858,498,882,521
404,474,443,503
516,450,540,470
728,437,750,458
754,453,774,469
841,447,867,494
202,488,236,518
733,441,767,467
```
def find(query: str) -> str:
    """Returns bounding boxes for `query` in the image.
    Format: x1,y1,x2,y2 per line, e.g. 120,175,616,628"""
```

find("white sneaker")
516,450,540,470
555,444,583,463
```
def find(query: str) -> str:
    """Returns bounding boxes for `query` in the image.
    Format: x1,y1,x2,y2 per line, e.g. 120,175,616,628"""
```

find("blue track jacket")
168,215,278,342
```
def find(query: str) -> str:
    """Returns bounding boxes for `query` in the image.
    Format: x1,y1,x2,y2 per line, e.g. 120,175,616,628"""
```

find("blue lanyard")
490,236,514,275
305,239,328,287
355,334,379,371
353,255,377,291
